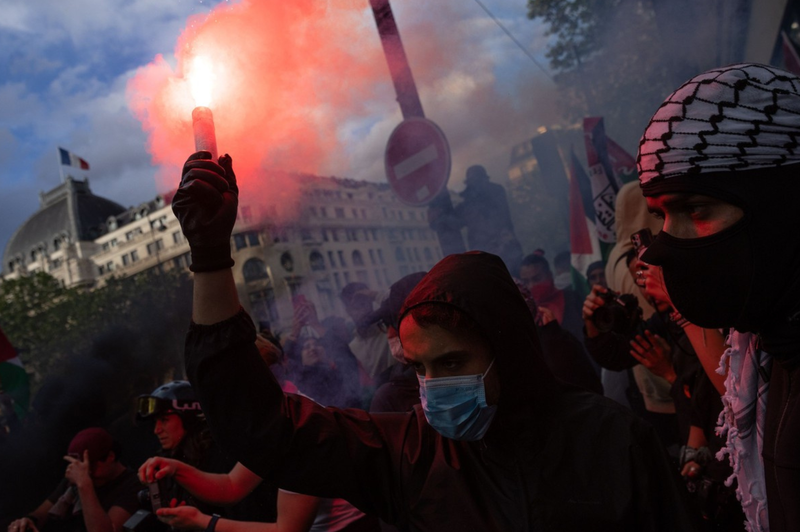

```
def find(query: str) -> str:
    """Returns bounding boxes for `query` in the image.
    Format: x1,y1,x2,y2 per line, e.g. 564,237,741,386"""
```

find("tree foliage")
526,0,696,152
0,270,192,390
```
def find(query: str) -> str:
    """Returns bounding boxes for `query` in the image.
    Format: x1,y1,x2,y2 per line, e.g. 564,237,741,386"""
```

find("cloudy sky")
0,0,556,257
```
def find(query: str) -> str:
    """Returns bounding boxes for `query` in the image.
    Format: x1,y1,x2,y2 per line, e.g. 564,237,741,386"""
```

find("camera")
137,481,165,510
124,482,169,532
592,290,643,335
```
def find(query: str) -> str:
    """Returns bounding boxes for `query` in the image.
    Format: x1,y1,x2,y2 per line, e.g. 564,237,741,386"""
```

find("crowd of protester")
6,62,800,532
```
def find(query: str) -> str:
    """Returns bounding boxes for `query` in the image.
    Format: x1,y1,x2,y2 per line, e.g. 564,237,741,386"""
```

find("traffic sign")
384,117,451,206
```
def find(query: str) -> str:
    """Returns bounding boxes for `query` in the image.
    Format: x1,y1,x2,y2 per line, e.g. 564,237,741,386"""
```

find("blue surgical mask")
417,359,497,441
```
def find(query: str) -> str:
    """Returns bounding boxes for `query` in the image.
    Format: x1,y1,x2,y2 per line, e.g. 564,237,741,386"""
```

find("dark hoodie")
185,252,698,531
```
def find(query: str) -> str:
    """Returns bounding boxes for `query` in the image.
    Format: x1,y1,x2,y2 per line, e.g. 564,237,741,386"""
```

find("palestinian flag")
568,147,603,300
0,327,30,419
583,117,639,259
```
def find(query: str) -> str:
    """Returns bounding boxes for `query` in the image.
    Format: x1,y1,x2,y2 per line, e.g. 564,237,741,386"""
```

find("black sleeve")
184,309,411,523
584,330,638,371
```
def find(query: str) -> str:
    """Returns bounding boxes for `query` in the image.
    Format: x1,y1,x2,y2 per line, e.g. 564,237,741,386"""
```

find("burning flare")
188,56,218,160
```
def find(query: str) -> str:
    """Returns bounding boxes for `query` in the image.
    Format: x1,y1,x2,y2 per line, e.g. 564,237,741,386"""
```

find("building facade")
3,173,442,332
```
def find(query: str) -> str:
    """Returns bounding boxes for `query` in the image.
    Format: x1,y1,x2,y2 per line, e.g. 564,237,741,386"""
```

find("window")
131,250,139,262
234,234,248,250
102,242,110,252
414,248,421,262
53,238,61,251
310,206,318,217
332,229,339,242
344,271,351,284
147,239,164,256
352,250,364,267
247,232,260,246
310,251,325,271
352,208,358,218
406,248,413,262
243,258,269,282
398,211,404,221
363,230,370,241
335,207,345,219
410,211,417,220
106,261,115,272
338,250,347,267
377,249,385,265
173,231,183,244
424,247,433,261
361,209,367,219
301,229,313,241
333,272,342,291
322,229,329,242
122,254,129,266
320,207,328,218
328,251,337,269
371,229,379,241
395,247,405,262
368,249,376,265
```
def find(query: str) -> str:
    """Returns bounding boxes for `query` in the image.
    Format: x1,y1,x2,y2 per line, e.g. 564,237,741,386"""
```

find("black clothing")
454,182,523,273
45,469,139,532
537,321,603,394
762,358,800,532
186,252,698,531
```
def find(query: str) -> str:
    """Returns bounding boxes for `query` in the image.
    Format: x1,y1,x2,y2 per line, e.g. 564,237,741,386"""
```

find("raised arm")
173,151,410,525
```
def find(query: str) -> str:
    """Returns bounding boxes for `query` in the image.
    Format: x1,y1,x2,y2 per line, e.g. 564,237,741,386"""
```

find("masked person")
171,150,698,531
636,63,800,532
6,428,139,532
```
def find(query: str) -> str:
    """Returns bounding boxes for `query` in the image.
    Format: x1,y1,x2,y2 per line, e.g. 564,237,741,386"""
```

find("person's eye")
442,360,461,371
649,210,664,220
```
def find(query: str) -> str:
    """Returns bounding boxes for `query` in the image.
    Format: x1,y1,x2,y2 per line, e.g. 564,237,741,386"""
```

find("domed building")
3,177,126,287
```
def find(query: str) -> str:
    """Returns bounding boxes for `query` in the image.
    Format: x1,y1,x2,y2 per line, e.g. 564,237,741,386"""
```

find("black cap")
359,272,428,330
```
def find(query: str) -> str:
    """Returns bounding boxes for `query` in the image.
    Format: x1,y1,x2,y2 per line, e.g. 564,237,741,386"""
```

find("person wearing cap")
636,63,800,531
365,272,428,414
339,283,396,388
6,428,139,532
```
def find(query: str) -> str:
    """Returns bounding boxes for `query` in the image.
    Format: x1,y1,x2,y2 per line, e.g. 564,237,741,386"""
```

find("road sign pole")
370,0,465,256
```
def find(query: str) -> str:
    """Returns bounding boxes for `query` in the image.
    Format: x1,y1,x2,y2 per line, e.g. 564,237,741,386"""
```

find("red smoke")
127,1,388,208
127,1,560,218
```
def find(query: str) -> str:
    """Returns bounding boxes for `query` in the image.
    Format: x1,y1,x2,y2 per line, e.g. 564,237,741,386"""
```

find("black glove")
172,151,238,273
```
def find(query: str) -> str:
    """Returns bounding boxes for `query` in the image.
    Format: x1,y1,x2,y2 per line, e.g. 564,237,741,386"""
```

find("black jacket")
185,252,698,531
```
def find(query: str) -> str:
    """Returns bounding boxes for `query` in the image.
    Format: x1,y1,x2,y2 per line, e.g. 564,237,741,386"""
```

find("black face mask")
642,219,753,329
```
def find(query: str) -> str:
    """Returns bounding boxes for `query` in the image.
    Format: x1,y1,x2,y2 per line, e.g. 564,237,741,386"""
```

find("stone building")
3,173,442,332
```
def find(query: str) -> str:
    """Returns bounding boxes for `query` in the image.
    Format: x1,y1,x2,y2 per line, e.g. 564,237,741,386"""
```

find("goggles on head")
135,395,202,420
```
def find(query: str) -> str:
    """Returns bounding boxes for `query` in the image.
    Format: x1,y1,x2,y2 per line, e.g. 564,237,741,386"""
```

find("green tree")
526,0,689,152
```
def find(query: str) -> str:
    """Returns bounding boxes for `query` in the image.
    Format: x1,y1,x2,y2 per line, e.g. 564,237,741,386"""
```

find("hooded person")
174,150,698,532
636,63,800,532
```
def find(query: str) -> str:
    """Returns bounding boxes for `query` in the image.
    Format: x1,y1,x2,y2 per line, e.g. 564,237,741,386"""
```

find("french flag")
58,147,90,170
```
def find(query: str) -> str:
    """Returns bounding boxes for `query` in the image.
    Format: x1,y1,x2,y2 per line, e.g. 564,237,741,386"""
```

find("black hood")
399,252,559,421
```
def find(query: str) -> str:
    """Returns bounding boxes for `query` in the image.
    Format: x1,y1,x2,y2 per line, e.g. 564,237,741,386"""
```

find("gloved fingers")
181,167,231,195
174,178,225,209
182,160,228,187
186,150,214,163
218,154,238,194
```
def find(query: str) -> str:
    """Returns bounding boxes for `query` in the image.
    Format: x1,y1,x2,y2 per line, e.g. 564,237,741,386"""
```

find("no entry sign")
384,117,451,206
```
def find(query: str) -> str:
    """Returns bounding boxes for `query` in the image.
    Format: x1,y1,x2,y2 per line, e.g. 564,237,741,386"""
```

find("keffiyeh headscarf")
638,63,800,187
